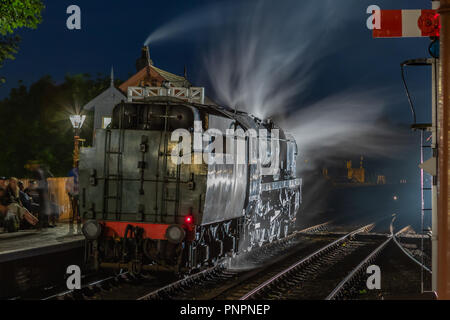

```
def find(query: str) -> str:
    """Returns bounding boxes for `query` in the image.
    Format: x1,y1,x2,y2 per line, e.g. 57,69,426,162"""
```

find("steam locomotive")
79,86,301,274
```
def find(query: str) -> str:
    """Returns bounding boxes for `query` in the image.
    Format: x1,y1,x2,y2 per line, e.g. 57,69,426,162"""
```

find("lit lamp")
69,115,86,168
69,114,85,234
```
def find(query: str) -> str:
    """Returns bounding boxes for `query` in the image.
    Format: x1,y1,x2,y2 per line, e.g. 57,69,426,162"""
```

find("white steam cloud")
278,89,411,169
144,0,410,167
141,0,417,258
201,0,350,119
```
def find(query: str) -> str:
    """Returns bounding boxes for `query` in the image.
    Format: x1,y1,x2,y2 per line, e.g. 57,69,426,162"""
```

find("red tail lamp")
184,215,193,224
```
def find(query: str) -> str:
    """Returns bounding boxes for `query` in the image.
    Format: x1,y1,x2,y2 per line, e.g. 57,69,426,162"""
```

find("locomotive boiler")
79,85,302,274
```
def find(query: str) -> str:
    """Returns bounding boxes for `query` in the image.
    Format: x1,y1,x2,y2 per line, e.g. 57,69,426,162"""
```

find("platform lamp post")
69,114,86,233
69,115,86,166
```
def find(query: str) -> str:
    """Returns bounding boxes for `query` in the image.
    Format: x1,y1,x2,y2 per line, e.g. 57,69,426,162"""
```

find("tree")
0,74,122,178
0,0,44,83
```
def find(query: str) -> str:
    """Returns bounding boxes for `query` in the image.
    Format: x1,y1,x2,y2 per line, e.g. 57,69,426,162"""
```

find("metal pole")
73,131,80,168
70,129,79,232
437,0,450,299
431,57,439,292
420,129,425,293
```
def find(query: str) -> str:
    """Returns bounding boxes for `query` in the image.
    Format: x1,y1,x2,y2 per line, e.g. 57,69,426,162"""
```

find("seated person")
25,182,41,215
2,203,38,232
0,187,8,229
0,177,7,189
0,186,39,232
6,177,21,205
18,181,33,212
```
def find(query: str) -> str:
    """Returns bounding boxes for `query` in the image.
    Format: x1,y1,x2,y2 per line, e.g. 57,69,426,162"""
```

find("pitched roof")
152,65,188,85
118,65,190,93
83,86,125,111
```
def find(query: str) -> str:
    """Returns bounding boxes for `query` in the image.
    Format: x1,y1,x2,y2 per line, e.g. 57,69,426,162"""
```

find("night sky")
0,2,436,156
0,0,433,117
0,0,437,219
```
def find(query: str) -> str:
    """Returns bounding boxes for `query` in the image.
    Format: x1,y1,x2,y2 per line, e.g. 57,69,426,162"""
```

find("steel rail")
239,223,375,300
325,236,392,300
138,262,225,300
297,221,332,233
325,216,397,300
390,216,432,274
42,271,129,300
43,221,335,301
392,231,432,274
326,218,431,300
137,221,334,300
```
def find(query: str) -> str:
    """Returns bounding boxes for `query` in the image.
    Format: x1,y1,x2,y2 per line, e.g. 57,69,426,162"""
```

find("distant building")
346,156,365,184
377,175,387,184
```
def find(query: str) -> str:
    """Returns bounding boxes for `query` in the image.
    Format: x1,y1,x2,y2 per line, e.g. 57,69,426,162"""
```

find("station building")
82,46,208,131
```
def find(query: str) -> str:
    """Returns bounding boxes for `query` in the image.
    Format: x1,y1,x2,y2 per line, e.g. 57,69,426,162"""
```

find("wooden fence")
21,177,72,221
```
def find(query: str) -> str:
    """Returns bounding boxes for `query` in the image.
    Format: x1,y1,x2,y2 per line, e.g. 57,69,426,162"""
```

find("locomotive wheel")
143,238,158,262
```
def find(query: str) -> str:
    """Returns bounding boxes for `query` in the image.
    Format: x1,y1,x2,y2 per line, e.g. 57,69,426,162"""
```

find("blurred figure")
66,163,80,233
27,162,51,230
0,187,8,229
48,193,61,227
24,183,40,216
18,180,33,212
0,177,7,189
0,186,9,205
6,177,21,205
26,181,39,203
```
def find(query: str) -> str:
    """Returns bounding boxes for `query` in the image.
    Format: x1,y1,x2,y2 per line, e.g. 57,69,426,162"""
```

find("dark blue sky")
0,0,436,151
0,0,435,161
0,0,213,97
0,0,434,124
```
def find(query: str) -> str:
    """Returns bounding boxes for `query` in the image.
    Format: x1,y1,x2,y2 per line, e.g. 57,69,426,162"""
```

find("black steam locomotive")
79,88,301,274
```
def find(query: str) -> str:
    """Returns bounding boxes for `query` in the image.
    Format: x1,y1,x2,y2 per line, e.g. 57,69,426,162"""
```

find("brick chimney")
135,46,154,72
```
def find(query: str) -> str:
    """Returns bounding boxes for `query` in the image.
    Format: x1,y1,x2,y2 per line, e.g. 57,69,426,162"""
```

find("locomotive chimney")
135,46,154,72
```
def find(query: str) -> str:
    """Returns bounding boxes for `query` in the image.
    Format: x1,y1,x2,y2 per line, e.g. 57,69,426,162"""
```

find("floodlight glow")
70,115,86,129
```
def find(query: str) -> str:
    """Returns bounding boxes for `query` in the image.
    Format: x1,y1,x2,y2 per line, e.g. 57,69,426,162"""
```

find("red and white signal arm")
372,9,440,38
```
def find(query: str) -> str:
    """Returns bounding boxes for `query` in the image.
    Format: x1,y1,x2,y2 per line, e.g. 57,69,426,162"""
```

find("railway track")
42,220,334,300
326,216,432,300
47,215,430,301
137,222,376,300
41,270,177,300
44,218,426,300
392,227,432,274
239,223,377,300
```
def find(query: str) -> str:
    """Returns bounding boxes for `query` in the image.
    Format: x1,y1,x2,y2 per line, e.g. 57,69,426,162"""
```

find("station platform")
0,224,84,263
